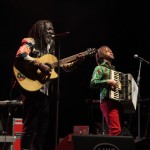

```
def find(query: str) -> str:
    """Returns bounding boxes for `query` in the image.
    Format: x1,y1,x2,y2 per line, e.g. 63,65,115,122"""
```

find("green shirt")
90,61,115,103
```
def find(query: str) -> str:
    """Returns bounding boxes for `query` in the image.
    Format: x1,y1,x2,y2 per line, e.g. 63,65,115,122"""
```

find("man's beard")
45,36,54,45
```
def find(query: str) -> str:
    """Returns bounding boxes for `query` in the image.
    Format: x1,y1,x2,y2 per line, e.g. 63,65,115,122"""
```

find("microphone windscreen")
134,54,138,58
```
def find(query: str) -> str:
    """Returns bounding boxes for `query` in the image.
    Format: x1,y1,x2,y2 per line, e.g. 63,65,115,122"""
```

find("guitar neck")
52,51,88,67
60,51,89,65
51,48,97,68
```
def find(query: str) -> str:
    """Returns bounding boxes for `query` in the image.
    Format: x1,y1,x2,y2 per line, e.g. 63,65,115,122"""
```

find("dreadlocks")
28,20,55,54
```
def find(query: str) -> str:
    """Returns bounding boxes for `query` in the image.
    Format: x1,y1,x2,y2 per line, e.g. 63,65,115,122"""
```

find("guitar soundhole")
17,72,26,81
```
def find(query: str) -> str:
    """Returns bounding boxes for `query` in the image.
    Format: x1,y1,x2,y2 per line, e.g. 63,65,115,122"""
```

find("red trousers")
100,100,122,136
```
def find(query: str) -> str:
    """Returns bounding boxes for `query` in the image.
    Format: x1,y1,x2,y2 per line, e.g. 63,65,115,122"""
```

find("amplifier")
12,118,23,150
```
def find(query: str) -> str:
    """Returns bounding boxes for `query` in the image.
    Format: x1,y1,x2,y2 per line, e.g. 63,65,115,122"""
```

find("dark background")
0,0,150,149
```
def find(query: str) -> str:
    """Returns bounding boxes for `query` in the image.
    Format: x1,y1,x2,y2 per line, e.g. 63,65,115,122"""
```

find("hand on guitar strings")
32,60,51,75
39,63,51,75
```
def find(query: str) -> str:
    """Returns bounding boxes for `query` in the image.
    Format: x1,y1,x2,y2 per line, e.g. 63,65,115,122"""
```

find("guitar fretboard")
51,48,96,68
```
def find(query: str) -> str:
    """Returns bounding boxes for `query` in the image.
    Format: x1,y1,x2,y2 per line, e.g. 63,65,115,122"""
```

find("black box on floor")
72,134,135,150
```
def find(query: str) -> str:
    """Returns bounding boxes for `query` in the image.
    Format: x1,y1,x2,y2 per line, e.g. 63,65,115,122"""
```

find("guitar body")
13,54,58,92
13,48,97,92
35,54,58,79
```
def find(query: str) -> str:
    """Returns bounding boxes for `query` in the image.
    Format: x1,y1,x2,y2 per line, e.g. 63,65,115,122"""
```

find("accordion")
109,70,138,113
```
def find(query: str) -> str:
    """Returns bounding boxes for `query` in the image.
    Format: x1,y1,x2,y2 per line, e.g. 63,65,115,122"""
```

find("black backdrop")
0,0,150,150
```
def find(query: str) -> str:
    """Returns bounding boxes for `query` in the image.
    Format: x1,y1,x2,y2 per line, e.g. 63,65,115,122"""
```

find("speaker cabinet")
72,134,135,150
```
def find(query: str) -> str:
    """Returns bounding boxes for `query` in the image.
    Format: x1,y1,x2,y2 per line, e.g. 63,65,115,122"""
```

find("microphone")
134,54,149,65
51,32,70,38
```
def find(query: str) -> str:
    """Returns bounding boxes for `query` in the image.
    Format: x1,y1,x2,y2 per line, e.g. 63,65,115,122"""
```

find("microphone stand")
54,39,61,148
54,33,70,148
101,113,106,135
136,60,142,142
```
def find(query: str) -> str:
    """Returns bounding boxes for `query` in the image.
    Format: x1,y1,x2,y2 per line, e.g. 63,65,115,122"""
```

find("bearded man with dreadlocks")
90,45,123,136
13,20,84,150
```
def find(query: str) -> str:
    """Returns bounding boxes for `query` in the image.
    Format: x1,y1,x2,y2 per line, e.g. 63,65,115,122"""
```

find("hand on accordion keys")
107,79,118,90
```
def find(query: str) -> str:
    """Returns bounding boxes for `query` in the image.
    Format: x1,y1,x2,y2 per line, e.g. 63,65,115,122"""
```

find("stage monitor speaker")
72,134,135,150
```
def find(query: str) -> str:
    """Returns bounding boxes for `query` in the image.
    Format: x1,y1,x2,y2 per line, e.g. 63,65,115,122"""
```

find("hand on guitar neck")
62,53,85,71
74,53,85,64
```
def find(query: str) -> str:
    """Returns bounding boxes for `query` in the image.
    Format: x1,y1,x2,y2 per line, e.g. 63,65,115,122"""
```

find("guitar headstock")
86,48,97,56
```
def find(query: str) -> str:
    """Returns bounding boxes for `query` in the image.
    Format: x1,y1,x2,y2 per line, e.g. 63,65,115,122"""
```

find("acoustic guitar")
13,48,97,91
